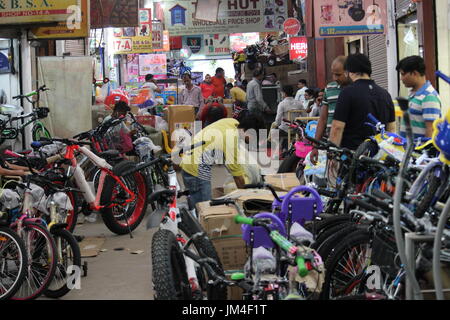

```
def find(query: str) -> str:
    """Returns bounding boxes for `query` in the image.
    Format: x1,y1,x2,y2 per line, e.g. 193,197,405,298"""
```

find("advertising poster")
184,36,203,54
91,0,139,28
161,0,288,36
152,21,164,51
138,54,167,76
29,0,89,39
0,0,79,25
156,91,177,105
203,34,230,56
191,72,204,85
230,33,260,52
289,37,308,60
194,0,220,22
314,0,387,37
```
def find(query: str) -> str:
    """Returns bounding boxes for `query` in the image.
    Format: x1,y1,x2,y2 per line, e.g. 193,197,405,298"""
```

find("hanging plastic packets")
134,137,162,161
17,183,48,215
245,247,277,275
45,192,73,223
0,188,21,210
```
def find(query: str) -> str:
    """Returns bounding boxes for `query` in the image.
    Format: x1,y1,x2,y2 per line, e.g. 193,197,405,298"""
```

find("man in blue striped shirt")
396,56,442,139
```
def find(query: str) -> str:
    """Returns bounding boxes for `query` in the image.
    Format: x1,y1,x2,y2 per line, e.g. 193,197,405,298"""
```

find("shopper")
180,112,265,205
199,102,228,127
199,74,215,100
308,89,325,118
211,67,227,98
142,74,162,98
396,55,442,139
294,79,308,106
329,53,396,150
180,73,204,117
273,85,305,134
229,82,247,104
310,56,351,165
304,89,318,115
247,69,270,114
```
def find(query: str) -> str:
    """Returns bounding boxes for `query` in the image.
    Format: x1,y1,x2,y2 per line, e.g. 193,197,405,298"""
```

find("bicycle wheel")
321,229,371,300
44,228,82,299
315,223,358,260
100,160,148,235
0,227,27,300
12,222,57,300
32,123,51,142
414,169,444,219
151,229,191,300
178,208,227,300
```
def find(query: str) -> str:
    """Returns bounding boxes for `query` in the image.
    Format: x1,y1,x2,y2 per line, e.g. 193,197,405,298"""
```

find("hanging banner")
29,0,89,39
152,21,164,51
203,34,230,56
0,0,79,25
194,0,220,22
230,33,260,52
91,0,139,28
184,35,203,54
160,0,288,36
138,54,167,76
314,0,387,37
289,36,308,60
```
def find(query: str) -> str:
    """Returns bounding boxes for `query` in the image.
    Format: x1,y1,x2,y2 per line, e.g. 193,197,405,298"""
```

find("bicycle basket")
36,107,50,119
371,230,399,279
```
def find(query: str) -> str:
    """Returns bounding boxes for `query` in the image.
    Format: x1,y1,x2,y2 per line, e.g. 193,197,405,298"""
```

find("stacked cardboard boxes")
163,105,196,148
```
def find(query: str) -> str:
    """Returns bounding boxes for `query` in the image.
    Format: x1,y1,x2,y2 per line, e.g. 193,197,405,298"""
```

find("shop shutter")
367,35,388,90
64,39,85,56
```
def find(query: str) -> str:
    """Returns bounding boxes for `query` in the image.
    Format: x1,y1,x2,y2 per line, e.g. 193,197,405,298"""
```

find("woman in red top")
199,74,215,100
211,67,227,98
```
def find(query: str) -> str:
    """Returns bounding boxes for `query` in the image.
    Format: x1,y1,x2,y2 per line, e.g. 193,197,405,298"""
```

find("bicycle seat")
98,150,120,160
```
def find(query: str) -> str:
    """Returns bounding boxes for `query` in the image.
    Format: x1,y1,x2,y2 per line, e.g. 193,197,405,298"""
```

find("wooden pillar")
315,39,326,88
417,0,437,87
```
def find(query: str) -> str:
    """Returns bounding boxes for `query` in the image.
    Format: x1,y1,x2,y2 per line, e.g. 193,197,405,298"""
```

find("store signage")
152,21,164,51
204,34,230,55
314,0,387,37
112,36,153,54
29,0,89,39
91,0,139,28
185,36,203,54
161,0,288,36
283,18,301,35
0,0,79,25
289,36,308,60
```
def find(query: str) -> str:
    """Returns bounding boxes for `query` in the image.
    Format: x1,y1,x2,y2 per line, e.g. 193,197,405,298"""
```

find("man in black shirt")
330,54,396,150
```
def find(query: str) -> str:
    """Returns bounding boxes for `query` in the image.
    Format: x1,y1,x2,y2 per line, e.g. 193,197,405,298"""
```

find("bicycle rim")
0,229,25,300
12,223,56,300
46,233,76,293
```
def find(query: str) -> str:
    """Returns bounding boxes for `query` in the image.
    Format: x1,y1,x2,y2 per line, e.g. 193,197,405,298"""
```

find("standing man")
211,67,227,98
396,55,442,139
294,79,308,107
200,74,215,100
180,73,204,118
142,74,162,98
310,56,351,164
247,69,271,115
329,53,396,150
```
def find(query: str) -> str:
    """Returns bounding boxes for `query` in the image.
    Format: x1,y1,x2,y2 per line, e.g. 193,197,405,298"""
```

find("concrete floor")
45,164,278,300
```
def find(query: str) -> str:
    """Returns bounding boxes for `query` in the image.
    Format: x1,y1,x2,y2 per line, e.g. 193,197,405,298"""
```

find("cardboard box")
264,173,300,192
212,237,247,271
164,105,196,147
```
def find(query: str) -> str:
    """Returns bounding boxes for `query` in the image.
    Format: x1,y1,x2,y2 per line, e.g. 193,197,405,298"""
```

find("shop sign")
112,36,153,54
283,18,301,35
91,0,139,28
204,34,230,56
29,0,89,39
160,0,288,36
152,21,164,51
314,0,387,37
138,54,167,76
185,36,203,54
0,0,79,25
289,36,308,60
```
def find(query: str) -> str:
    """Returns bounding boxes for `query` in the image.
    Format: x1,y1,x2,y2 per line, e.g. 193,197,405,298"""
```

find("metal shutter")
368,35,388,90
64,39,85,56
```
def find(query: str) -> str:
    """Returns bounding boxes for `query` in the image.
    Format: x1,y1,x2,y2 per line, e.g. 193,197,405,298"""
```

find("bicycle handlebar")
243,183,283,203
39,137,92,147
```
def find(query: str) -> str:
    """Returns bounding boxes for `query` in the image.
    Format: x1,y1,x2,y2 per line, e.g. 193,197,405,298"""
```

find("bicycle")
1,85,52,144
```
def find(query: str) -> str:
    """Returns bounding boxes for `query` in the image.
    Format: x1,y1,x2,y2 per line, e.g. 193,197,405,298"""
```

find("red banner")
289,37,308,60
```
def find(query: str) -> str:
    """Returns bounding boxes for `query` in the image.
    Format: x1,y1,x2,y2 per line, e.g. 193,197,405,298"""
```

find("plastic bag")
244,247,277,275
154,116,169,132
134,137,162,161
0,189,20,210
105,122,133,153
290,222,314,245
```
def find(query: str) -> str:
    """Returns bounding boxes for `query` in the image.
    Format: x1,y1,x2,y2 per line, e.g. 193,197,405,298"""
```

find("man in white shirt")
275,85,306,133
294,79,308,107
142,74,162,98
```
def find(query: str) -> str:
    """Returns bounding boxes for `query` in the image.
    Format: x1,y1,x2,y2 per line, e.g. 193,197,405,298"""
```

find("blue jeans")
182,171,212,207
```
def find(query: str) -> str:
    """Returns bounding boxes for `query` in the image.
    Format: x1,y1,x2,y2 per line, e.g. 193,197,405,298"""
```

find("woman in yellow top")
227,83,247,103
180,112,264,205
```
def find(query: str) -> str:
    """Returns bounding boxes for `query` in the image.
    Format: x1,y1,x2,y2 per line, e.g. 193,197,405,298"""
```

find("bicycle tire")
32,123,51,142
321,229,371,300
277,153,301,174
0,226,28,300
11,222,57,300
316,223,359,260
178,208,227,300
44,228,82,299
100,160,148,235
305,215,352,238
151,229,191,300
414,170,443,219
